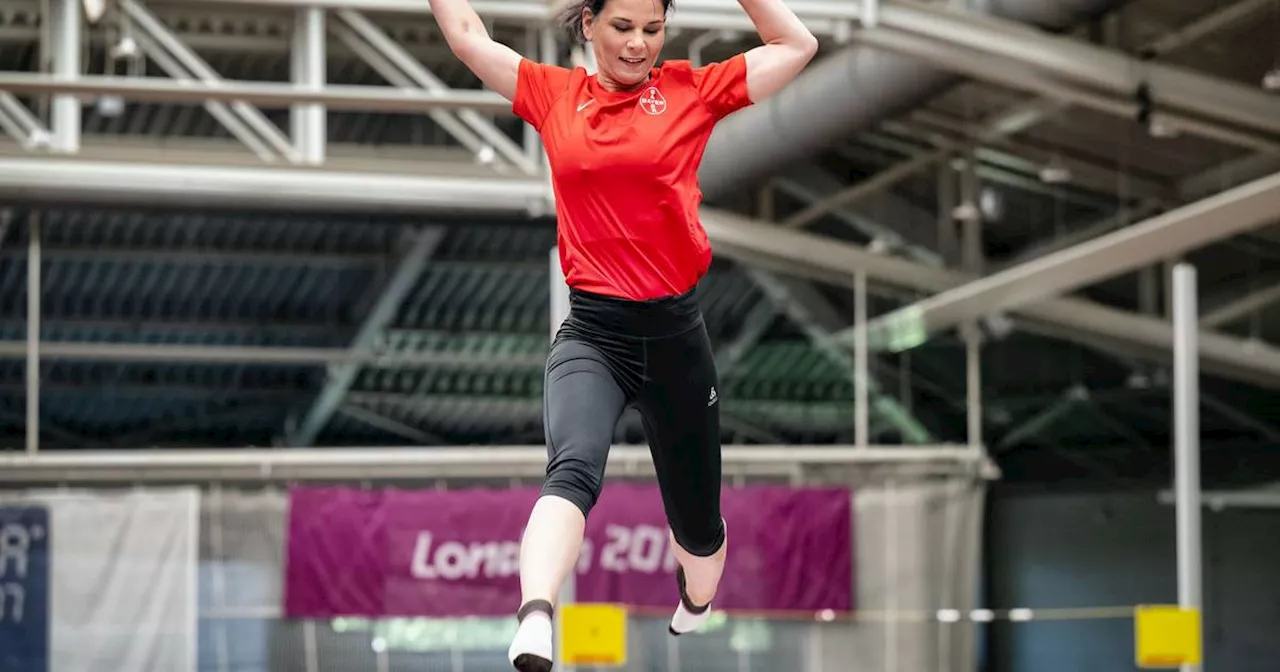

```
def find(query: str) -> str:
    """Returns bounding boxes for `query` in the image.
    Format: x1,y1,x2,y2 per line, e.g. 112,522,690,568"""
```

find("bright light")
82,0,106,22
1264,69,1280,92
1009,608,1034,622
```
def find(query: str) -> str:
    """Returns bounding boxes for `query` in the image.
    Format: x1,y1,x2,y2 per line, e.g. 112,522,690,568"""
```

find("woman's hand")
428,0,523,101
736,0,819,102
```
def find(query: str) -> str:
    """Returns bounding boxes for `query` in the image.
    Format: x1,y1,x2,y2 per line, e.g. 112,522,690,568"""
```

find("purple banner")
284,483,852,618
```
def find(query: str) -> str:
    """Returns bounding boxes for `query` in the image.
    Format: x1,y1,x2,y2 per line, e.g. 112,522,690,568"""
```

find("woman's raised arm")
428,0,523,101
736,0,819,102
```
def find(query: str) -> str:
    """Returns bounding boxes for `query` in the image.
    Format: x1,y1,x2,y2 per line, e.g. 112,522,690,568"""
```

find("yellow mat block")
1134,605,1201,668
561,603,627,667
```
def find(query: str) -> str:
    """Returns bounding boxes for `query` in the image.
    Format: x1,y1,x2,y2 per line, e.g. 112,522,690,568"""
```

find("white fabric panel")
198,488,287,672
811,475,985,672
14,488,200,672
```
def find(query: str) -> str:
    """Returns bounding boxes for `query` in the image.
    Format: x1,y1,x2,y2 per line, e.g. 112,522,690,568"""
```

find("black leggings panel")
540,286,725,557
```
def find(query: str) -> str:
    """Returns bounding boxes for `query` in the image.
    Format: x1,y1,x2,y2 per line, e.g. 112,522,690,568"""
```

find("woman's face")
582,0,667,91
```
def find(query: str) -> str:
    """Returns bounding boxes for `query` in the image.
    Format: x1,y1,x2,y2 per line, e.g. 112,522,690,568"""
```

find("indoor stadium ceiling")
0,0,1278,489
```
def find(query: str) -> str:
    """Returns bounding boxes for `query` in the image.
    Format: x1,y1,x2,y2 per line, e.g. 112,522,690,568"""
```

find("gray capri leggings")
540,286,725,557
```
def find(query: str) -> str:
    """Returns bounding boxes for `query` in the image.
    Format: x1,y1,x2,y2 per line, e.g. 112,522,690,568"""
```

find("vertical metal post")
965,330,982,450
883,479,898,672
549,245,574,672
302,620,319,672
853,270,869,447
26,213,40,454
863,0,879,28
291,6,326,163
959,152,984,453
209,487,231,672
50,0,81,152
1172,263,1203,672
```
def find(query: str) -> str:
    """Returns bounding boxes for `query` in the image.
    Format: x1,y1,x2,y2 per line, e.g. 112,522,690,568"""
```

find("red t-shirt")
513,54,753,301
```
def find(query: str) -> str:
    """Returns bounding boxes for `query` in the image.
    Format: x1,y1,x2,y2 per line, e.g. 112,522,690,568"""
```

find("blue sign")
0,506,50,672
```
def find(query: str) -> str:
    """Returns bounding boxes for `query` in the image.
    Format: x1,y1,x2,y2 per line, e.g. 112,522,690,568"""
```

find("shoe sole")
513,653,553,672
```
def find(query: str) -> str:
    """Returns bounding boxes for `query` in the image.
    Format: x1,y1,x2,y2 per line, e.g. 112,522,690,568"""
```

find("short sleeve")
513,58,572,131
692,53,752,120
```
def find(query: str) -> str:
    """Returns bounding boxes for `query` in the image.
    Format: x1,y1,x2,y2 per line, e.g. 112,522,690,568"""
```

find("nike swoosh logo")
577,99,595,112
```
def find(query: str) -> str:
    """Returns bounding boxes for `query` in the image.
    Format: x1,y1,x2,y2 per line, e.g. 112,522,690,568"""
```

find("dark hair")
558,0,675,44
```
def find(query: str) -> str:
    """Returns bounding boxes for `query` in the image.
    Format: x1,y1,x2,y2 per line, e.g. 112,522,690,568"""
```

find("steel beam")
0,94,50,150
49,0,81,153
287,226,445,446
335,404,446,444
1139,0,1276,58
1159,486,1280,510
862,170,1280,351
26,213,40,454
771,168,944,268
0,340,544,368
0,444,991,485
0,158,549,212
153,0,859,35
0,72,515,115
1201,283,1280,329
292,6,327,164
992,200,1165,272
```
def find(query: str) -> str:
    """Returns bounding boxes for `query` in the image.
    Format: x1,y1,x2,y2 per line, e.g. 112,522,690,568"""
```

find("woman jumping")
425,0,817,668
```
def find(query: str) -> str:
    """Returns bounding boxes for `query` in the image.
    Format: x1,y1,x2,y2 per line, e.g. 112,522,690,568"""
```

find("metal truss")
866,171,1280,352
3,0,1278,457
5,158,1279,392
120,0,302,162
6,0,1273,177
284,225,445,446
860,1,1280,139
698,208,1280,390
745,268,935,444
329,8,540,174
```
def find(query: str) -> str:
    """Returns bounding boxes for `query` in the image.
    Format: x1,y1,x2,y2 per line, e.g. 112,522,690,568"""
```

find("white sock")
669,568,712,635
670,596,712,634
508,609,553,670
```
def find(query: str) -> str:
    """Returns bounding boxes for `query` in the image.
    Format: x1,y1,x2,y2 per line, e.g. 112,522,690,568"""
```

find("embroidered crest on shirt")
638,87,667,116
